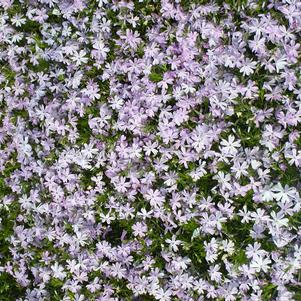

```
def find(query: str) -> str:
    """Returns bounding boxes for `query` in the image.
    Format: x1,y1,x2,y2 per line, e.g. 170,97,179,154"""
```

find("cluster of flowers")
0,0,301,300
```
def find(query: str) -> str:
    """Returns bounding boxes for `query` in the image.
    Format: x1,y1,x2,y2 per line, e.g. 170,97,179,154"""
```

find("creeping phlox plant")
0,0,301,300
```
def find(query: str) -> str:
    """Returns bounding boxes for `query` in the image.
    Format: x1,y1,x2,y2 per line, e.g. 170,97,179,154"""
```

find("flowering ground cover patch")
1,0,301,300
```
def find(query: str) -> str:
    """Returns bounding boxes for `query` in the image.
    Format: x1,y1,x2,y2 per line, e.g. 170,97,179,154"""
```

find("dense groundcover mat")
1,0,301,300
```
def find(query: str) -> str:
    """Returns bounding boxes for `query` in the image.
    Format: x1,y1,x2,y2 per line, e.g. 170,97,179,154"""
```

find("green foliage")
20,20,40,33
222,216,252,245
291,286,301,301
289,211,301,229
183,237,208,274
132,295,156,301
0,273,25,301
149,73,163,83
222,0,248,10
181,219,199,234
229,101,262,148
0,67,16,86
176,172,193,190
77,115,92,144
31,59,50,73
262,283,277,301
231,248,248,265
11,109,29,124
46,278,64,301
143,118,159,133
280,165,300,186
149,64,168,82
197,174,218,196
104,219,134,246
0,193,23,300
